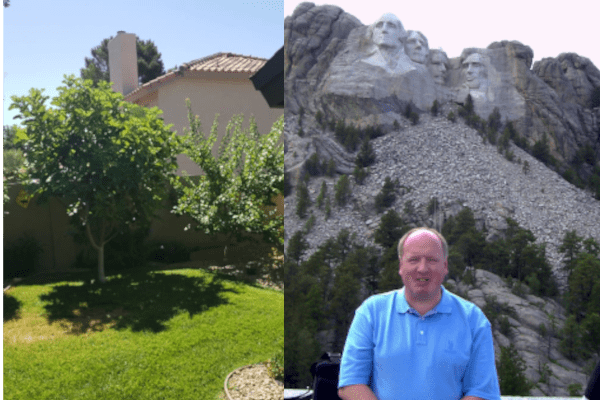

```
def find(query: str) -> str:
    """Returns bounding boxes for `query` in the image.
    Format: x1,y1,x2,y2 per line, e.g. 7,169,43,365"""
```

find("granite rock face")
284,3,600,166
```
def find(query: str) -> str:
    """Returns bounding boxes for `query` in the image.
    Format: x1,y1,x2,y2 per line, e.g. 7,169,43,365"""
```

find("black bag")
310,352,342,400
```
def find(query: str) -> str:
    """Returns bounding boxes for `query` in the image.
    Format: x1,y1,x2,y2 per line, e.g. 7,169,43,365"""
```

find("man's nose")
416,259,428,270
440,64,447,72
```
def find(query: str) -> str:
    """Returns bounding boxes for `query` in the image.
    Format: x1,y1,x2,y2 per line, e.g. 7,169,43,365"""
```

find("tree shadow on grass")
4,292,23,322
39,270,237,334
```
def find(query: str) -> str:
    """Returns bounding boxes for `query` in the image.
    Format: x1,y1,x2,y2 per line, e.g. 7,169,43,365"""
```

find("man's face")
372,14,402,49
429,52,448,85
399,231,448,303
405,32,428,64
463,53,486,89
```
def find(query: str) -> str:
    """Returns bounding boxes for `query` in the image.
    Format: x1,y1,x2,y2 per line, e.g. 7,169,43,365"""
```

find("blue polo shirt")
338,285,501,400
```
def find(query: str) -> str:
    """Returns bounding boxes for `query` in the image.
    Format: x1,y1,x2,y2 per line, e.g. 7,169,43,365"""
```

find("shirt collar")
396,285,453,315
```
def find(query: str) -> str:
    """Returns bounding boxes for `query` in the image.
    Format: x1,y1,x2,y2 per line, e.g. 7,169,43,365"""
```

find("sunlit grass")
4,268,283,400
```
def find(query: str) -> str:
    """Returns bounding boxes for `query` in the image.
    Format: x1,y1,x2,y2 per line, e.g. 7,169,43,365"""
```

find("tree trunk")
98,243,106,283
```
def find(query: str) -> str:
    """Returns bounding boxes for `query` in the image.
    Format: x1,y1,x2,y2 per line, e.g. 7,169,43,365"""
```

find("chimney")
107,31,138,96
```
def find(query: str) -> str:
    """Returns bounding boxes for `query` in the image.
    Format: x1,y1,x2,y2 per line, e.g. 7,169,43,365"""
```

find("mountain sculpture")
285,3,600,172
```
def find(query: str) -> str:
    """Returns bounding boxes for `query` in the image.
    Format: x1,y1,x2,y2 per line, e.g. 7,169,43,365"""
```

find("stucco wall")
153,72,283,176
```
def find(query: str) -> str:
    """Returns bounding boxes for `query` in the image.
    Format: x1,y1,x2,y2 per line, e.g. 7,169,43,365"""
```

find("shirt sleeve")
338,303,374,389
462,309,502,400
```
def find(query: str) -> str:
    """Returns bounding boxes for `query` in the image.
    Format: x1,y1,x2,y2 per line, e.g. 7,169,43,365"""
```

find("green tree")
532,133,554,166
374,209,408,249
496,343,532,395
374,177,396,213
316,180,327,209
487,107,502,133
9,75,181,282
355,138,375,168
80,36,166,87
172,100,284,249
559,230,583,279
582,237,600,256
581,312,600,358
286,230,308,265
559,314,585,360
566,253,600,322
334,175,351,207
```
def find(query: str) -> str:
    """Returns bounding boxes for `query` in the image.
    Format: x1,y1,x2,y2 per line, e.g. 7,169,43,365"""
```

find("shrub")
430,100,440,117
266,343,284,382
568,383,584,397
403,103,413,119
393,119,400,130
326,158,336,177
499,315,511,337
305,153,322,176
409,111,419,125
447,111,456,122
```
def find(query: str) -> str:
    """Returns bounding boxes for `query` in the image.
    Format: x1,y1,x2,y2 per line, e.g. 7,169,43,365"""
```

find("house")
107,31,284,252
3,32,283,273
108,31,283,177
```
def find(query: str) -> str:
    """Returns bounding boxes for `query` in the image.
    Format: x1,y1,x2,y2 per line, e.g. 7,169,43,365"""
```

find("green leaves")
9,74,182,249
172,100,283,247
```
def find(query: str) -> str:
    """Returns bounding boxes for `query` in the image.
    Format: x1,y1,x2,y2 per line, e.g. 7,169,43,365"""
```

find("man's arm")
461,397,485,400
338,384,379,400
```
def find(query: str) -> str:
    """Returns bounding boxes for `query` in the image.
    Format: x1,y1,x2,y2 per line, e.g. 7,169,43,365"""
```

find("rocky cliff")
285,2,600,167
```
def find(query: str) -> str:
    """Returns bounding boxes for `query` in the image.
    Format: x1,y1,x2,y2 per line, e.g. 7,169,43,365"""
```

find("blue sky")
2,0,283,127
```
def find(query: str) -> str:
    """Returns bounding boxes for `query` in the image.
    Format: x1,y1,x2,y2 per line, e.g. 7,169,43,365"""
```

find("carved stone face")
463,53,487,89
429,51,448,85
405,31,429,64
371,14,404,49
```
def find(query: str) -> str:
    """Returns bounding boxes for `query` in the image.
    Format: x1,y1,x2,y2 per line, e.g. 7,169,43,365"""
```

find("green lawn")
4,267,283,400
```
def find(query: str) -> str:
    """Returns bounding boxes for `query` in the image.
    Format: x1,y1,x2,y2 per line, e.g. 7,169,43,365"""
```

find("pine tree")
559,315,585,360
80,36,165,87
374,209,407,249
497,344,532,396
295,181,310,218
334,175,351,207
374,177,396,213
355,138,375,168
316,181,327,209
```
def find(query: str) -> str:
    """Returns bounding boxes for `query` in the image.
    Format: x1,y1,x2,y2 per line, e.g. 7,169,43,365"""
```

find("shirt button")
420,331,424,335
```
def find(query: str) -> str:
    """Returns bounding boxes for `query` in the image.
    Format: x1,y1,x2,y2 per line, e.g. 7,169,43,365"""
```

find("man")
361,13,416,75
428,49,449,86
405,30,429,65
463,52,488,90
338,227,501,400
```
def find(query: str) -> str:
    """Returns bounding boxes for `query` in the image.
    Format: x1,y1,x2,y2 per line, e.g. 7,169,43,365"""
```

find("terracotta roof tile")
185,52,266,73
124,52,266,101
